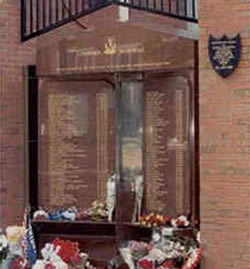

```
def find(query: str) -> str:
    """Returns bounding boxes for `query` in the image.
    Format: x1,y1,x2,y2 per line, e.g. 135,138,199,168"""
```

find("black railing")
113,0,198,22
21,0,198,41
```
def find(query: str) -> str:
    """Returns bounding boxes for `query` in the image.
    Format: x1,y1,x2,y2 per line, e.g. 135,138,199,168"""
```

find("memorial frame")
27,63,199,266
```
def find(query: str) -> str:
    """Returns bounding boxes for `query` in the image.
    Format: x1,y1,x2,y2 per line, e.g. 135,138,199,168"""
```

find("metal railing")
113,0,198,22
21,0,198,41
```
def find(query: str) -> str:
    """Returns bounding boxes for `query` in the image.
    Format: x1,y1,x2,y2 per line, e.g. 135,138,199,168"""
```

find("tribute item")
132,175,144,223
208,34,241,78
106,173,116,222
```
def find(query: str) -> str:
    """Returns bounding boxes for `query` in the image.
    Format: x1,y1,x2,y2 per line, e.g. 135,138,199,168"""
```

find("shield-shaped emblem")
208,34,241,78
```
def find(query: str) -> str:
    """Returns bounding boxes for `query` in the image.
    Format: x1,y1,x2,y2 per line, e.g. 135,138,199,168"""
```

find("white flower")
50,250,63,263
42,243,62,262
33,209,49,220
152,232,161,243
175,242,181,249
32,260,45,269
170,218,176,228
171,215,190,228
148,248,167,263
55,245,61,254
0,232,8,254
165,240,175,251
61,210,76,221
170,249,179,258
161,227,173,236
42,243,57,261
1,237,8,248
51,260,68,269
32,260,69,269
119,247,135,269
80,252,88,264
38,244,68,269
178,215,190,226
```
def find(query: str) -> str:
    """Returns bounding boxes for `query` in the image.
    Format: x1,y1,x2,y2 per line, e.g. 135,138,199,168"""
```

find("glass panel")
120,81,143,180
121,81,144,224
115,80,144,224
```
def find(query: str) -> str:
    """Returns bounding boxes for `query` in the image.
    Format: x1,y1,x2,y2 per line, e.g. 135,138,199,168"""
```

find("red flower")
45,263,56,269
162,260,174,268
52,238,80,263
9,257,28,269
175,219,185,227
138,259,154,269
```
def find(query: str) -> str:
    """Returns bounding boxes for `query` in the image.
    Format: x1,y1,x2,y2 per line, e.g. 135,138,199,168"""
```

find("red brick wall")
199,1,250,269
0,0,36,227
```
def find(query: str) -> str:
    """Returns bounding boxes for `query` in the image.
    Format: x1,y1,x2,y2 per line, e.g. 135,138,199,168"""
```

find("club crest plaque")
208,34,241,78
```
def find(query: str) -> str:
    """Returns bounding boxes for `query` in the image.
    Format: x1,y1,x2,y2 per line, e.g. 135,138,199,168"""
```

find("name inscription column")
175,90,186,214
39,81,115,211
145,76,191,217
146,91,169,213
48,93,89,208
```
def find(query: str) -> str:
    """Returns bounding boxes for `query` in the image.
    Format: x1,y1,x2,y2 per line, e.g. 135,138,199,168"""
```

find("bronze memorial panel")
38,80,115,210
145,75,191,217
38,74,193,218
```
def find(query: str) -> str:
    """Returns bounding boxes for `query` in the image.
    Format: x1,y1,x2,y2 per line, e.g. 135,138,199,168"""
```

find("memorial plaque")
38,74,194,217
37,23,195,76
145,75,191,216
208,34,241,78
38,80,115,210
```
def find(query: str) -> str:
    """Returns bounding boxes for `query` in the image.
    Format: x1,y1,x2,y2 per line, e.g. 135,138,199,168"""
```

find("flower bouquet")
119,229,201,269
139,213,191,230
33,201,109,222
0,226,31,269
8,255,29,269
170,217,190,229
32,242,68,269
84,201,108,222
127,241,152,262
32,238,96,269
139,213,171,228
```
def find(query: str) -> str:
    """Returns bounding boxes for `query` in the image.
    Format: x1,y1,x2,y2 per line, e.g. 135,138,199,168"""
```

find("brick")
0,1,36,228
199,1,250,269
